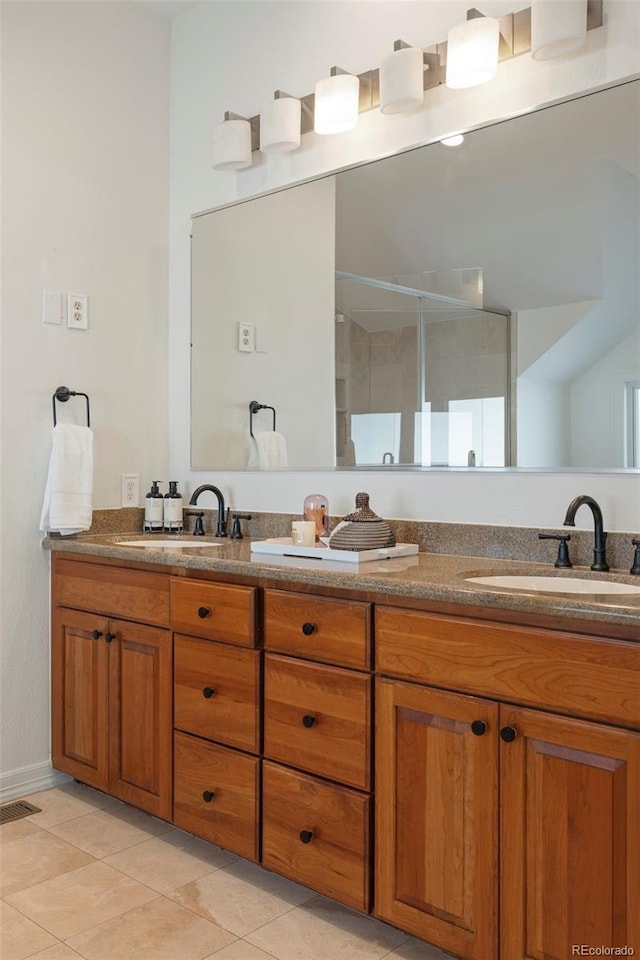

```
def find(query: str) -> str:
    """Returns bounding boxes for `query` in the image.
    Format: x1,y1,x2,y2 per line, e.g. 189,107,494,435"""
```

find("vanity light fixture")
211,1,602,168
211,113,258,170
314,68,360,135
379,41,427,115
440,134,465,146
260,92,302,153
446,13,500,89
531,0,588,61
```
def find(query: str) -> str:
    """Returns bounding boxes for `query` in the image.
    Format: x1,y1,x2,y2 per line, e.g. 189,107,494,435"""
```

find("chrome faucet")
563,495,609,571
188,484,228,537
382,452,395,464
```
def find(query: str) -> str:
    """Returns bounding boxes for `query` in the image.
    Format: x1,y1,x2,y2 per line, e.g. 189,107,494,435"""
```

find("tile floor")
1,782,452,960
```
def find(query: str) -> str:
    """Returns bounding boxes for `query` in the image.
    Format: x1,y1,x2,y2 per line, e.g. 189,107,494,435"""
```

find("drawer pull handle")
299,830,314,844
91,629,102,640
202,790,216,802
202,686,216,699
198,606,211,619
302,714,317,728
500,725,517,743
470,720,487,736
301,622,317,636
105,632,116,643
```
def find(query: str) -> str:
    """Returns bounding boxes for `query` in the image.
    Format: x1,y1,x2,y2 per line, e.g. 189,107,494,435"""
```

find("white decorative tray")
250,538,419,564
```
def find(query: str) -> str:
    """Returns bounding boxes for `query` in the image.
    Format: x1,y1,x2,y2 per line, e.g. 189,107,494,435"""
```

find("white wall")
0,1,170,796
169,0,640,531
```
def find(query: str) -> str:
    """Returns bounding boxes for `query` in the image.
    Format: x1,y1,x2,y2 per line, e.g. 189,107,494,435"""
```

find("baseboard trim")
0,761,71,804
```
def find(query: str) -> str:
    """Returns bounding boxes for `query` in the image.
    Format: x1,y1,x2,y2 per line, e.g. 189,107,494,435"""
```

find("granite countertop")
43,532,640,635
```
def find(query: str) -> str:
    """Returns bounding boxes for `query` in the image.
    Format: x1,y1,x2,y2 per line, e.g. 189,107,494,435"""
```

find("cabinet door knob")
470,720,487,736
301,622,317,636
500,725,518,743
299,830,314,844
302,714,317,728
105,632,116,643
202,790,215,803
202,686,216,699
91,630,102,640
198,606,211,619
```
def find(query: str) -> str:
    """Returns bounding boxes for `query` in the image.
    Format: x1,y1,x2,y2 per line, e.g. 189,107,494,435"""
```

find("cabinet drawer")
262,761,371,913
173,732,259,861
264,590,371,669
376,607,640,729
174,635,261,752
264,654,371,790
53,557,169,627
171,579,257,647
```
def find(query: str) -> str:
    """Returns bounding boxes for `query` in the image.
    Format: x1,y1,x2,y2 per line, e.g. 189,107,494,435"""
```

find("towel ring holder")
52,386,91,427
249,400,276,438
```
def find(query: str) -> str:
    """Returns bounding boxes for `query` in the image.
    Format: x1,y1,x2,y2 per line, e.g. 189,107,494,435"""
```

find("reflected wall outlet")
121,474,139,507
238,321,254,352
67,293,88,330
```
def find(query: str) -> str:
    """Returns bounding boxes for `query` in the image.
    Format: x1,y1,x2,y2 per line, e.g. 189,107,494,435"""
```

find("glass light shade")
314,73,360,135
260,97,301,153
379,46,424,115
445,16,500,89
210,119,252,170
531,0,587,61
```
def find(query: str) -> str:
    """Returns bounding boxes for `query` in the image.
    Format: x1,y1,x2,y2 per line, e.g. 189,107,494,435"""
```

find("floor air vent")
0,800,42,824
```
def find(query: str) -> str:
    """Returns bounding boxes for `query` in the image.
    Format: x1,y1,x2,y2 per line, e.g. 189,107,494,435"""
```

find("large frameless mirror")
191,79,640,471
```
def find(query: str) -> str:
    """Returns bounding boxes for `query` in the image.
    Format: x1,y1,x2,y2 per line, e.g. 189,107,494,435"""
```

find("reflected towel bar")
249,400,276,438
52,386,91,427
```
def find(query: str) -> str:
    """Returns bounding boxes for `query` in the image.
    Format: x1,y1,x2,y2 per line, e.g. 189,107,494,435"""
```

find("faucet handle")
538,533,573,569
230,513,252,540
185,510,205,536
631,538,640,576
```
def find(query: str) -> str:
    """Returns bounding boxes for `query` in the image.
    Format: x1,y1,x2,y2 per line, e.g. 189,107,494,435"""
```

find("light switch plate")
42,290,63,325
255,327,268,353
67,293,88,330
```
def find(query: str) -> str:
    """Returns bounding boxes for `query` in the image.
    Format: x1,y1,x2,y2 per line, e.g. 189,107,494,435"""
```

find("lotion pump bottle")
144,481,164,532
164,481,183,533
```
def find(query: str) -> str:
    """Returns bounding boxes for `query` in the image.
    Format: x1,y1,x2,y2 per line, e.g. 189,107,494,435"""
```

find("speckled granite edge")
75,507,640,573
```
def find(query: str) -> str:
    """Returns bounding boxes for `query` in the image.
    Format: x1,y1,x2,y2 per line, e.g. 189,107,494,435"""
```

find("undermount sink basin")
466,575,640,595
118,539,222,548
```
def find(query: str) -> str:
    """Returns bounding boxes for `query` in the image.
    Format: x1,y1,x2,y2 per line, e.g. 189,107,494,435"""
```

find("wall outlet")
67,293,88,330
238,321,254,352
121,474,139,508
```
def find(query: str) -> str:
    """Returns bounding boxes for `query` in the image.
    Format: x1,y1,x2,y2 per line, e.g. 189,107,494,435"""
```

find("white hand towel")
247,431,288,470
40,424,94,535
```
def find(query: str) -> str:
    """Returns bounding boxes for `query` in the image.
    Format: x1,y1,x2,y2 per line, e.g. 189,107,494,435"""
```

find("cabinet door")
500,705,640,960
108,620,172,820
375,678,498,960
51,608,110,791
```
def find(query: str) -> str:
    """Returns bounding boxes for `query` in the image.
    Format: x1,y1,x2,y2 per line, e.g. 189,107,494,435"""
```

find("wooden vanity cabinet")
375,606,640,960
262,588,373,911
51,558,172,820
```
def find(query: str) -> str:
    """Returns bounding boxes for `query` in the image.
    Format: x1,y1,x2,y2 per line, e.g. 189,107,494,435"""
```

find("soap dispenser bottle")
144,481,164,532
164,481,183,533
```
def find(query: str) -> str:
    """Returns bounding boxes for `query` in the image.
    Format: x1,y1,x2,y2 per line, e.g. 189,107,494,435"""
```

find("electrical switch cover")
67,293,88,330
255,327,268,353
42,290,63,325
238,321,254,352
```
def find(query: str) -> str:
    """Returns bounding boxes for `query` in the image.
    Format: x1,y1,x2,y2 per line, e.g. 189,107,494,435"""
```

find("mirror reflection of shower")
335,271,511,468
